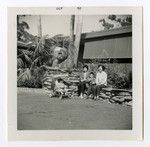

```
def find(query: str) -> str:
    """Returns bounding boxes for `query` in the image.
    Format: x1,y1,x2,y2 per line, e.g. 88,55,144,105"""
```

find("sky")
20,15,125,37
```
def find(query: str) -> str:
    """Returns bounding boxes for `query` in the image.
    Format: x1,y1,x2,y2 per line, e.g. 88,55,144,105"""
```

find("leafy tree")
99,19,114,30
17,15,30,42
99,15,132,30
108,15,116,21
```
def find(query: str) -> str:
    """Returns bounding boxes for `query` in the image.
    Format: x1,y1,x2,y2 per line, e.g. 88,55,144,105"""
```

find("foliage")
99,15,132,30
17,75,42,88
99,19,114,30
108,15,116,21
17,15,36,43
17,67,45,88
106,64,132,89
107,72,131,89
17,16,73,88
115,16,132,27
17,49,33,68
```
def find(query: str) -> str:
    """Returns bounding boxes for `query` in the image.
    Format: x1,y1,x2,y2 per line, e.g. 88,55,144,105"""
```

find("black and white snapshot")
17,15,132,130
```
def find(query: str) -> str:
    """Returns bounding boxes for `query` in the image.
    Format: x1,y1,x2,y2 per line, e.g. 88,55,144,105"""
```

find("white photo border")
7,7,143,141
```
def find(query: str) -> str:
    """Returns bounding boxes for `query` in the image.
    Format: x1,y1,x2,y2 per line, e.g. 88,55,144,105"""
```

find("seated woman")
94,65,107,100
86,72,96,99
78,65,89,99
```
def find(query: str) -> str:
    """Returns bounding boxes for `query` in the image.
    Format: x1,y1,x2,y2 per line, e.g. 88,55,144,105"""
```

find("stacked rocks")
42,67,80,97
109,91,132,105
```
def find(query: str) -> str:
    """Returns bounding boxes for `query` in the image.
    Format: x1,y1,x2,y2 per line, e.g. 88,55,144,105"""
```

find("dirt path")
17,91,132,130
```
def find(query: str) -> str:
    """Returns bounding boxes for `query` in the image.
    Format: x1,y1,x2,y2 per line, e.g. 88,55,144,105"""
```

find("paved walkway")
17,89,132,130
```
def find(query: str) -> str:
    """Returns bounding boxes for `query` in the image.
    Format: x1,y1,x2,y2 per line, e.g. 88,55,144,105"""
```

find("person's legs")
80,81,85,94
87,85,92,98
91,85,95,96
78,81,85,98
78,82,82,96
93,85,97,99
93,85,102,99
96,84,106,99
96,85,101,98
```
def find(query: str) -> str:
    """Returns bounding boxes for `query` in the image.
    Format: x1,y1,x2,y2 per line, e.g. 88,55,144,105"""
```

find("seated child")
54,78,68,99
86,72,96,99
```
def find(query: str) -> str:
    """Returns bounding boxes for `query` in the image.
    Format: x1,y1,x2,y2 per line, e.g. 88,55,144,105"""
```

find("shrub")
17,75,43,88
17,76,35,88
108,72,130,89
106,64,132,89
17,67,44,88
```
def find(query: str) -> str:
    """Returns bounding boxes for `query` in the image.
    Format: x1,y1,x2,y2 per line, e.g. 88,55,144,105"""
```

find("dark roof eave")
84,26,132,39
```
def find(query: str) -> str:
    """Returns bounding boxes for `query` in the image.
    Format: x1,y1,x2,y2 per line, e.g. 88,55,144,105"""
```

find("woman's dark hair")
90,72,94,76
57,78,63,83
98,64,105,71
83,65,89,70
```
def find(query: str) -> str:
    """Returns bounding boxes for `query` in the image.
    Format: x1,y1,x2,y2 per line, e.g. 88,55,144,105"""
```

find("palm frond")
17,68,32,82
33,39,44,58
17,48,33,68
17,58,24,68
24,54,32,64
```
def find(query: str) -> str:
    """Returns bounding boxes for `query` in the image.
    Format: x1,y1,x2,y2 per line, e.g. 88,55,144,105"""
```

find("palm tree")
17,15,45,83
38,15,42,38
63,15,75,68
74,15,83,67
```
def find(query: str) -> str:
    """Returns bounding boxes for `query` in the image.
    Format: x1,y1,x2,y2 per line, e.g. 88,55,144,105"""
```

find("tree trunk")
68,15,75,68
74,15,83,67
62,15,75,69
38,15,42,38
70,15,75,43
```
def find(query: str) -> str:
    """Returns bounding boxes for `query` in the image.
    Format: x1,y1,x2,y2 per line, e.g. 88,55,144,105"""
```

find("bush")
17,75,42,88
106,64,132,89
108,72,130,89
17,67,44,88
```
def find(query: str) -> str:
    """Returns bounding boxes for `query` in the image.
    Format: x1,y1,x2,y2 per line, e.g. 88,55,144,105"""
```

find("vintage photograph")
17,14,133,130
